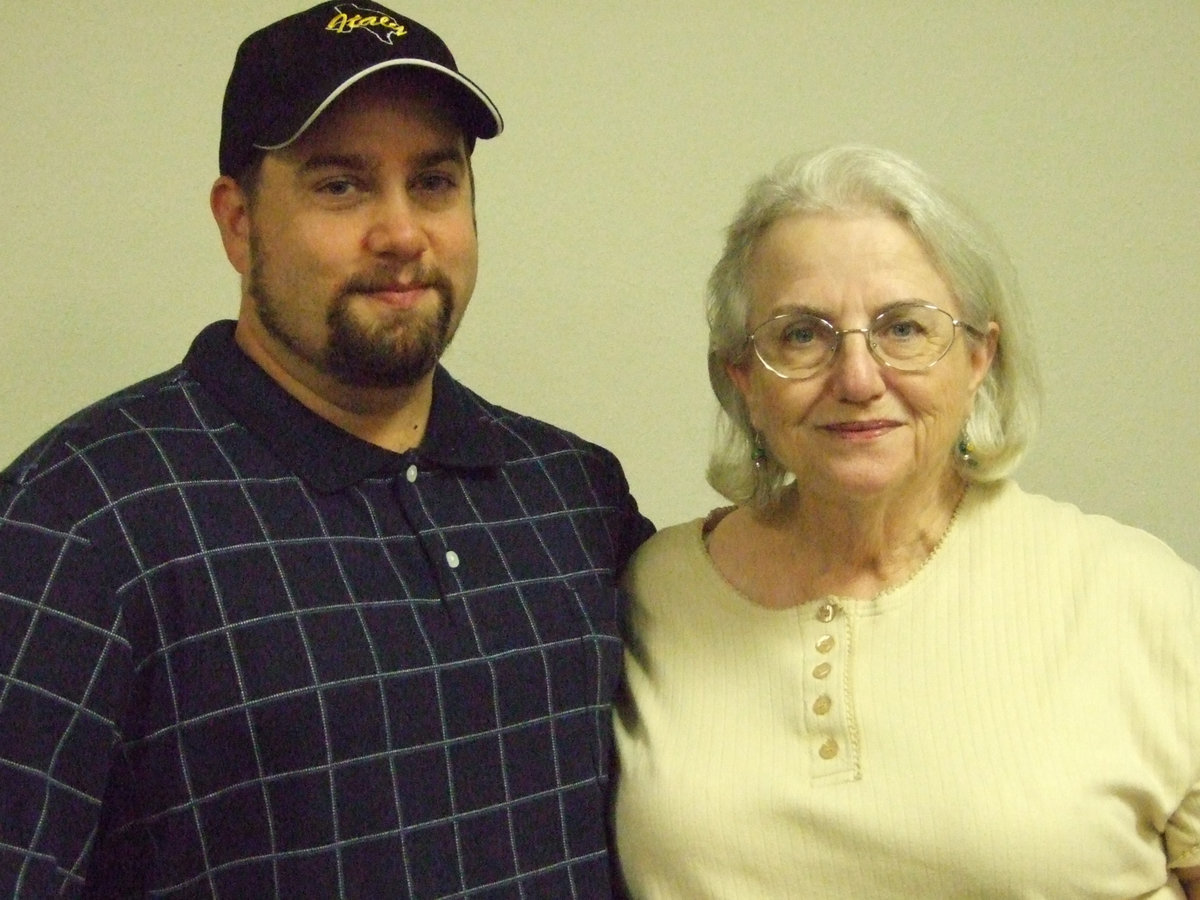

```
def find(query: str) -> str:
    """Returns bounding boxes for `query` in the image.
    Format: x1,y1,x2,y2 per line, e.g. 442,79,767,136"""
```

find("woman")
613,145,1200,898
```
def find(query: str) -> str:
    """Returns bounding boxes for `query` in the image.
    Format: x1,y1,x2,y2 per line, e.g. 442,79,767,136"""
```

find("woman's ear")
726,359,762,431
968,321,1000,392
726,358,753,395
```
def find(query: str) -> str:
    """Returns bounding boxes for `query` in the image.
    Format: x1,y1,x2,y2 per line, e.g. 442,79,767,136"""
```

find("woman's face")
728,211,997,506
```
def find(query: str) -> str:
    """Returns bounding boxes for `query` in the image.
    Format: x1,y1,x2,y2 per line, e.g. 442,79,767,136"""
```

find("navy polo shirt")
0,321,653,898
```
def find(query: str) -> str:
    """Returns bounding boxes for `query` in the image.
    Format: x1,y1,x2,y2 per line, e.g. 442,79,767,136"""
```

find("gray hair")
706,144,1041,507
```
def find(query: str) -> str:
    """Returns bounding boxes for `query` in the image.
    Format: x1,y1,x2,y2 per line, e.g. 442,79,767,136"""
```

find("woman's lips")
820,420,900,440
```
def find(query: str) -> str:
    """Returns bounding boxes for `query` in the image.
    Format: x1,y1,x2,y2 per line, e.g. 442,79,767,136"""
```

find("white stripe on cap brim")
254,59,503,152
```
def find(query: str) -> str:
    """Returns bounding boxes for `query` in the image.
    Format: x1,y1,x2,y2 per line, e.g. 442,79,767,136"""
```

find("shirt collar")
185,321,504,492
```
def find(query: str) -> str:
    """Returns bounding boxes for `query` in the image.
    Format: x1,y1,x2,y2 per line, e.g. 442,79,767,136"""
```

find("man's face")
236,75,478,394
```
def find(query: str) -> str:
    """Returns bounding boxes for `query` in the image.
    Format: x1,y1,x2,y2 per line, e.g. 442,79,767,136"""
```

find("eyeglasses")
747,301,985,380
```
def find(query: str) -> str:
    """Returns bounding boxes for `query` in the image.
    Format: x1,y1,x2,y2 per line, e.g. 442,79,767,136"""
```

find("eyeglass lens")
752,303,959,377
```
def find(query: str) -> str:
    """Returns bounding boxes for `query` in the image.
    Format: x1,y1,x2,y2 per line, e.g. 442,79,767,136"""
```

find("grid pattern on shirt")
0,339,650,898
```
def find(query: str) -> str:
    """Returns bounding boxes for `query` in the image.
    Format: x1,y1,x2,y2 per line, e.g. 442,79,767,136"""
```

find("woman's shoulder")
629,515,709,564
969,479,1198,588
624,511,742,592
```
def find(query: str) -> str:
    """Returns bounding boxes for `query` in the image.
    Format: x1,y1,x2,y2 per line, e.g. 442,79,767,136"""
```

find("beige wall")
3,2,1197,565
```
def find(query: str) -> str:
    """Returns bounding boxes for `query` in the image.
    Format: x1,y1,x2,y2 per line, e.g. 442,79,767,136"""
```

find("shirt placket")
800,599,859,784
395,462,465,601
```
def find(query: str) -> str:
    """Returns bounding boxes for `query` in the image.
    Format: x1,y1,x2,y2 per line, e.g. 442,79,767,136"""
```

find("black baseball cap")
219,2,503,176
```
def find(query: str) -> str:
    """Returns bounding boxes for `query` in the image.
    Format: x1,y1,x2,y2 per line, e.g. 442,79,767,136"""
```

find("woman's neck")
712,473,967,608
783,474,964,581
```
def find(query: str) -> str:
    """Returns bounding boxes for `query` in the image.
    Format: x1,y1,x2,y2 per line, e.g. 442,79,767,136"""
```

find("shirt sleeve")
1169,795,1200,869
1166,562,1200,870
595,445,655,570
0,481,130,896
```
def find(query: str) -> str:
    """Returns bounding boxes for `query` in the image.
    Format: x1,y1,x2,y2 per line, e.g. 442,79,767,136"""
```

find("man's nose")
364,191,427,257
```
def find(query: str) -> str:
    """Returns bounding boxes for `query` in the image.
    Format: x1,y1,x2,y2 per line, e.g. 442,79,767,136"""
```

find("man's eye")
414,172,457,193
317,178,358,197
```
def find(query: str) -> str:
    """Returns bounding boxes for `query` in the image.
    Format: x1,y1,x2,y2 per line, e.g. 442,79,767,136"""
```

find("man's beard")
323,284,453,388
248,240,456,390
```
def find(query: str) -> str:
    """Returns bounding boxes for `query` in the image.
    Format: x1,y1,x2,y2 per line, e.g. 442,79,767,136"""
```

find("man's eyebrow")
298,153,372,174
414,147,468,169
295,147,467,175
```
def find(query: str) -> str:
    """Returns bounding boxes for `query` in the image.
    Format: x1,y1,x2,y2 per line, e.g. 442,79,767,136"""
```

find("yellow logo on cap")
326,4,408,44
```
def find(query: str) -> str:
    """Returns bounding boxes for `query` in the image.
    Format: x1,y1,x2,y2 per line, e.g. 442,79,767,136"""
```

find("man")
0,4,652,897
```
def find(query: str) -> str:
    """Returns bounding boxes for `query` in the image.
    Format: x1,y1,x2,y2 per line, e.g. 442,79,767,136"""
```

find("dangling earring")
957,436,976,467
752,433,767,470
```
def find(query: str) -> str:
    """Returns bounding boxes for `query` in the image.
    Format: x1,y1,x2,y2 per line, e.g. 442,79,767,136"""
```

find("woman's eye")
780,316,831,346
883,319,924,339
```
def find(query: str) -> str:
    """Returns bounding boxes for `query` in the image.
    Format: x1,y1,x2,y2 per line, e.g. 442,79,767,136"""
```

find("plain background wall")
2,2,1197,566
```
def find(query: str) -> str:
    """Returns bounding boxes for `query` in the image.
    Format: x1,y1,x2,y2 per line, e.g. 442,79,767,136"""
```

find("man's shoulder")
0,363,225,514
449,376,617,464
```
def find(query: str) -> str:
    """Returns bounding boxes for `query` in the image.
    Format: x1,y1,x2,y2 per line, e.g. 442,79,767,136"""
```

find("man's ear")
210,175,252,276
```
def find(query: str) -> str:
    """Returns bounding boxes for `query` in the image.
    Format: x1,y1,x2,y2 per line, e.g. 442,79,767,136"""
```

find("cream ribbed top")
614,480,1200,898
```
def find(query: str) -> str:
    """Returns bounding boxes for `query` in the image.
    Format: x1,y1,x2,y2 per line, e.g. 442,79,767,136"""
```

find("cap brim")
255,59,503,153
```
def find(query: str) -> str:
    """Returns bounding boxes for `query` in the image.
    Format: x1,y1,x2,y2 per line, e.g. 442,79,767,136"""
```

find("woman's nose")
830,329,886,401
